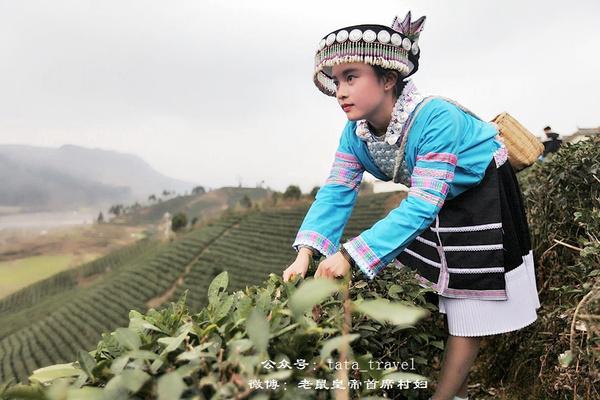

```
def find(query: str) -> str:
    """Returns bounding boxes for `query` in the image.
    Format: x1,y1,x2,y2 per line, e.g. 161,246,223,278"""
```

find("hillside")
116,186,272,226
0,153,131,211
0,144,196,212
0,190,405,384
2,137,599,399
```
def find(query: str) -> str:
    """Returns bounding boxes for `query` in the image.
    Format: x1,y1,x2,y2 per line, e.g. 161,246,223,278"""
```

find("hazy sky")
1,0,598,192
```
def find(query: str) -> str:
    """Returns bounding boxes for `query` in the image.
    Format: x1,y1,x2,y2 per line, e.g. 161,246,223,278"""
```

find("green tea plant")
0,260,446,400
476,136,600,398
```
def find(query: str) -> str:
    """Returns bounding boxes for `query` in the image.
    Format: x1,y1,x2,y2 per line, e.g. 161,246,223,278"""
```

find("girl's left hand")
314,251,351,279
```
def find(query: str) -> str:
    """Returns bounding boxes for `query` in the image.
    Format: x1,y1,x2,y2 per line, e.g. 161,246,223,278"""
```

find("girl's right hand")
282,253,311,282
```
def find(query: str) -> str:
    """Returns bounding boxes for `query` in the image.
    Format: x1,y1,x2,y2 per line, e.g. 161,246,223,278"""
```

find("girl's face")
330,62,388,122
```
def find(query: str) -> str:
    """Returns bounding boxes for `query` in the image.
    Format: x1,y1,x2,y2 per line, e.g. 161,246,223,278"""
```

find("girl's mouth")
342,105,353,112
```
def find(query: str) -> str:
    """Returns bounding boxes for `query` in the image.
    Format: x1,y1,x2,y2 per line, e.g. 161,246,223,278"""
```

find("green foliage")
282,185,301,200
171,212,188,232
109,204,124,217
1,261,446,399
0,191,439,394
0,218,243,384
477,137,600,398
192,186,206,196
239,195,253,209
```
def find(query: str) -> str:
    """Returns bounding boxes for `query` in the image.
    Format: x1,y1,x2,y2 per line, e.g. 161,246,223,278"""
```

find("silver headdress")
313,11,426,96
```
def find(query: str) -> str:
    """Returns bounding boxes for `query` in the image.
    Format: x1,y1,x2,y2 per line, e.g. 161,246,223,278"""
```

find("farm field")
0,223,149,299
0,253,98,298
0,191,403,385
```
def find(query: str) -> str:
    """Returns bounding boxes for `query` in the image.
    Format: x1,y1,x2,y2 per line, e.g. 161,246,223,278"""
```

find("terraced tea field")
0,191,403,384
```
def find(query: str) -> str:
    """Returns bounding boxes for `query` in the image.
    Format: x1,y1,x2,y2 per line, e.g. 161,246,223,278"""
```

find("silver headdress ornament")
391,11,426,42
313,11,427,97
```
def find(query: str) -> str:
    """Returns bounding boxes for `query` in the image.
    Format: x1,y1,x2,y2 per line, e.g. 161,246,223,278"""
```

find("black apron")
396,156,532,300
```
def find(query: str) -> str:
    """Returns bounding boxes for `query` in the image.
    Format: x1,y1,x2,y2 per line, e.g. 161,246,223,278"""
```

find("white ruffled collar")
356,79,424,146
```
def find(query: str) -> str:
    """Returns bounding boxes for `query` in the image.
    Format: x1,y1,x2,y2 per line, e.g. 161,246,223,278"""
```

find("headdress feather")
391,11,426,41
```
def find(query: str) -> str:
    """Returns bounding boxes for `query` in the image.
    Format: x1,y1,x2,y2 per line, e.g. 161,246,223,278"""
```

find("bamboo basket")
491,112,544,171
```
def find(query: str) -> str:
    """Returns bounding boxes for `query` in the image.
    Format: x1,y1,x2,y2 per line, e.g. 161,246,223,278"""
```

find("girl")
282,11,541,400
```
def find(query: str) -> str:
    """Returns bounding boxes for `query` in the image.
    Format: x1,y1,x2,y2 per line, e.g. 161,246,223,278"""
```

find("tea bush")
0,261,447,400
476,137,600,398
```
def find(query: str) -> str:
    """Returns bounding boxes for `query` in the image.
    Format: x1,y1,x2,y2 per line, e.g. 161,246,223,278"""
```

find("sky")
0,0,598,193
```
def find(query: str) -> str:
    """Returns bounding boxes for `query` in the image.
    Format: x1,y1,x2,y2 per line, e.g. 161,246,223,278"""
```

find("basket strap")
428,95,485,121
391,95,487,183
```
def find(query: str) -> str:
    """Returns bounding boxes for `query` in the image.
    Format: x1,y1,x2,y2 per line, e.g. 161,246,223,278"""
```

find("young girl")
282,11,541,400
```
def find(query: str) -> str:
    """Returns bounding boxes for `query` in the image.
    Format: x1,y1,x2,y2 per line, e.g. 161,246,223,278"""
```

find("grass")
0,253,99,299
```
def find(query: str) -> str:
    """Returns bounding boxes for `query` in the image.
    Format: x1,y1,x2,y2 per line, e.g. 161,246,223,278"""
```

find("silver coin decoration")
326,33,336,46
411,41,419,55
366,141,403,180
377,30,391,44
402,37,412,51
336,30,349,43
349,29,363,42
319,39,326,50
391,33,402,46
362,29,376,43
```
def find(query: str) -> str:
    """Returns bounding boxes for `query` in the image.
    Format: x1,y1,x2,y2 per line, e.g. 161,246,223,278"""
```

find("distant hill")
115,186,273,226
0,144,197,212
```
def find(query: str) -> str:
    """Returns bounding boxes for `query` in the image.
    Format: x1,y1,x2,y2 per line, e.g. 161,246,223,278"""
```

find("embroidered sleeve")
292,122,365,257
342,100,464,280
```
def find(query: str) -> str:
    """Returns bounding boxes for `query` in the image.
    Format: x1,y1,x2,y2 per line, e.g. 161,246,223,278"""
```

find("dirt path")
145,219,241,309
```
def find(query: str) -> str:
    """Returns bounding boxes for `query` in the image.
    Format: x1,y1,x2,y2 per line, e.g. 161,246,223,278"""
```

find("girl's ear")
385,71,399,90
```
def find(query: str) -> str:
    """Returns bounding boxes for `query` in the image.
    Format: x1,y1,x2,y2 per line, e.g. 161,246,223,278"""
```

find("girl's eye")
348,75,355,81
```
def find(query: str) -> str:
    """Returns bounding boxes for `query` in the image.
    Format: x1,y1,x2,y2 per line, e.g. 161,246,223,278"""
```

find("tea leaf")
289,278,340,316
352,299,428,327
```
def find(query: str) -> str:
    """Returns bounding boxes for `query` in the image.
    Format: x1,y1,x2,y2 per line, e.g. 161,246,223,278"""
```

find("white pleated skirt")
437,249,541,337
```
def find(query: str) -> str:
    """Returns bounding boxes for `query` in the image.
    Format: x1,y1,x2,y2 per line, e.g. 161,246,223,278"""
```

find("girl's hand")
282,253,310,282
314,252,351,280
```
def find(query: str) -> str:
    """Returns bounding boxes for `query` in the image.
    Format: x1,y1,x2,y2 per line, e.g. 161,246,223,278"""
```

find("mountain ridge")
0,144,199,212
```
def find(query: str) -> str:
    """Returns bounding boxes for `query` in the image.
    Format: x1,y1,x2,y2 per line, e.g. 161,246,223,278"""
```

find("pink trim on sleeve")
343,236,385,280
412,167,455,181
324,151,364,192
408,187,445,208
416,152,458,165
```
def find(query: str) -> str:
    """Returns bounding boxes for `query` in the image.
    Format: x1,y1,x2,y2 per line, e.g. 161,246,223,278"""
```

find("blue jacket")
292,97,504,280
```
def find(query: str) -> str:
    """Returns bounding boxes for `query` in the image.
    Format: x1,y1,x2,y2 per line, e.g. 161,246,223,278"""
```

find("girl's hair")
371,64,407,100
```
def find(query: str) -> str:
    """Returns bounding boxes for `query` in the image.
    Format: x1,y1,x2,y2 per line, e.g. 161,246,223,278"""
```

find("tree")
283,185,302,200
109,204,124,217
240,195,252,209
97,211,104,223
192,186,205,195
148,194,156,202
171,212,188,232
309,186,321,199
